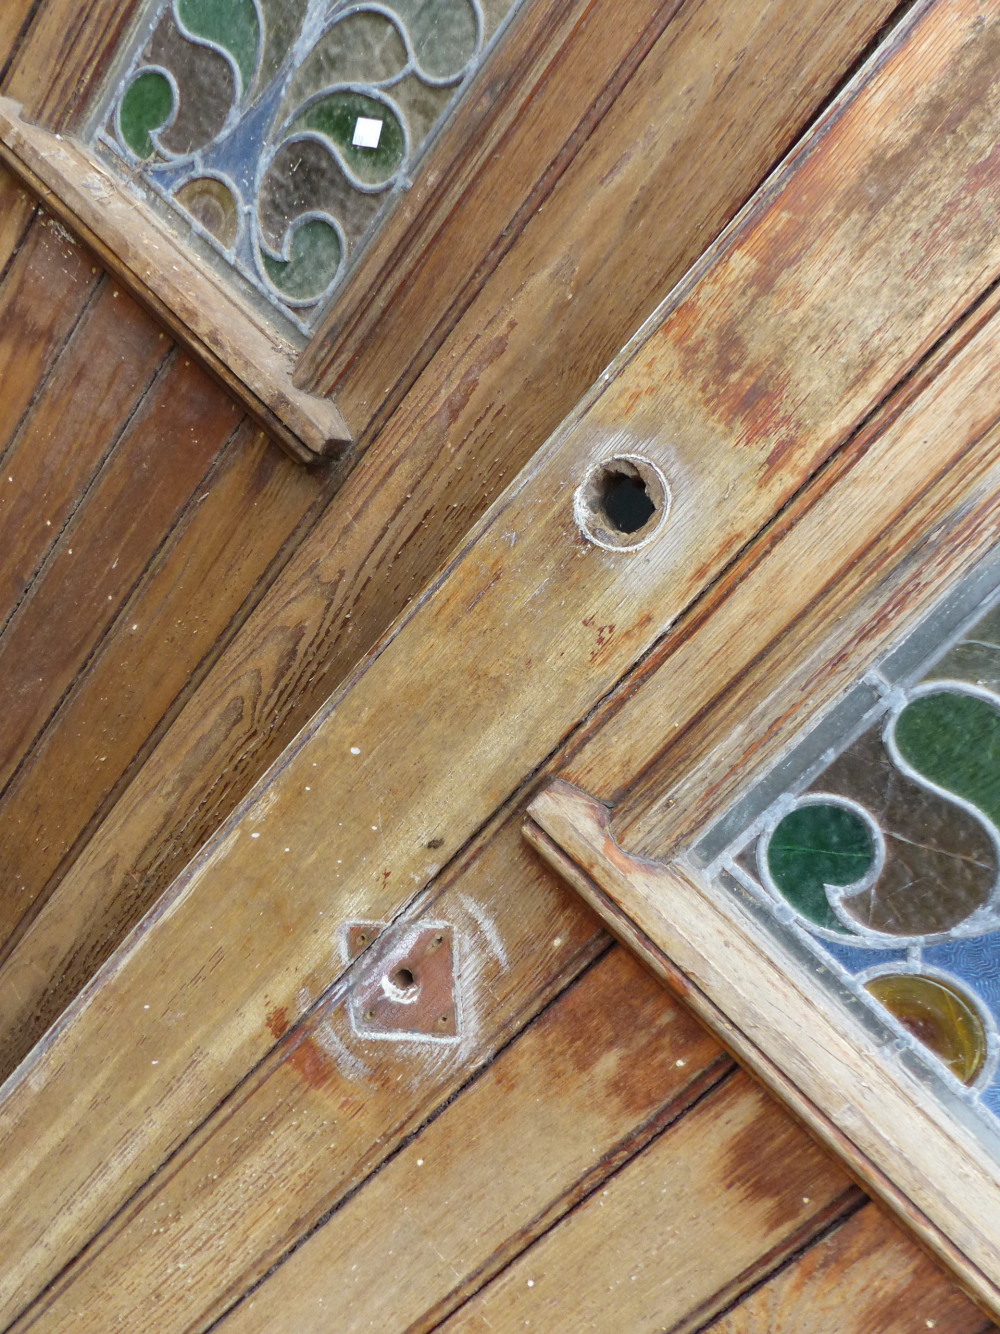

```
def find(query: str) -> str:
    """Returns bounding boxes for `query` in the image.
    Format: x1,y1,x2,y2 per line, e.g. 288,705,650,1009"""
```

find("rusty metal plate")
345,921,459,1042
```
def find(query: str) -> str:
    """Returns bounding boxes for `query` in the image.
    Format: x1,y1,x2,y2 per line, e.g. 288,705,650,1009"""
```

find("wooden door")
0,0,998,1330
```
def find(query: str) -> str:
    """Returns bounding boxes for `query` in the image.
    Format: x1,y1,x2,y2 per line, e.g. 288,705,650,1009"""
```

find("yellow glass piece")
175,177,239,248
865,973,987,1085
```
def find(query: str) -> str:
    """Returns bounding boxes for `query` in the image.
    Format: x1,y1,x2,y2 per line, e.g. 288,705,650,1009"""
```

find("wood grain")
0,3,36,82
0,352,241,946
0,213,100,455
9,814,610,1334
4,0,999,1320
0,165,34,273
0,421,325,1009
0,277,168,635
0,102,350,463
305,0,901,443
708,1203,995,1334
1,0,144,131
524,783,1000,1315
0,0,914,1080
437,1073,851,1334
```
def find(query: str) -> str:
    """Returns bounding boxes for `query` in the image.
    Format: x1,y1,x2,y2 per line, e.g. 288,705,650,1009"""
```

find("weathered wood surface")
0,102,351,463
0,0,911,1086
709,1203,995,1334
0,4,35,83
0,166,34,271
303,0,900,444
524,782,1000,1312
0,214,101,454
0,0,144,131
226,1079,856,1334
3,0,1000,1321
435,1073,852,1334
18,945,724,1333
0,421,324,985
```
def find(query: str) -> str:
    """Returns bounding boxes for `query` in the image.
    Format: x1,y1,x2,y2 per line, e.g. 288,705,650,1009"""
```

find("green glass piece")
119,70,174,158
865,973,987,1084
292,92,404,186
766,803,874,930
381,0,477,79
895,690,1000,829
176,0,259,93
262,218,341,300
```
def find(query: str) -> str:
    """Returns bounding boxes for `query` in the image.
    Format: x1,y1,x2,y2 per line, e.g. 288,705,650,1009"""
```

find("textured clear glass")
692,550,1000,1144
90,0,525,334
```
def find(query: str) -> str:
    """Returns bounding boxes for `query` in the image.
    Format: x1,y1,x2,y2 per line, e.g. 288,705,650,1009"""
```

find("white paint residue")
458,894,509,969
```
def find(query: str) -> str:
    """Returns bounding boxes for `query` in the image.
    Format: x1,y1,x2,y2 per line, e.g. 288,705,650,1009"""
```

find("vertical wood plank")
0,422,324,1021
0,279,169,631
0,353,240,947
1,0,144,130
0,166,34,273
0,215,100,452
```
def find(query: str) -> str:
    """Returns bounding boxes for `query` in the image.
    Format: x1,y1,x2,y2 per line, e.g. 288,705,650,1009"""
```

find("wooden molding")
0,98,350,466
524,781,1000,1318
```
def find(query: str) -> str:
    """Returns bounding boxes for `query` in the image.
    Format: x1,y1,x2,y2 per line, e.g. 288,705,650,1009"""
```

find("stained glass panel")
88,0,525,335
691,550,1000,1146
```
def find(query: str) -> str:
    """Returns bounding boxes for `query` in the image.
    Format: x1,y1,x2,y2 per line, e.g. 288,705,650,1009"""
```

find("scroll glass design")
89,0,524,334
691,551,1000,1148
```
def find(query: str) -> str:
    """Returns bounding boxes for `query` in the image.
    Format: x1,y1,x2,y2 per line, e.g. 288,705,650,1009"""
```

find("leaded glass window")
690,550,1000,1149
86,0,524,336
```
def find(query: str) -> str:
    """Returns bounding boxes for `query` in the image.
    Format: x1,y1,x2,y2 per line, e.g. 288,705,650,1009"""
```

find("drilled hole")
598,467,655,533
392,967,416,991
575,455,669,551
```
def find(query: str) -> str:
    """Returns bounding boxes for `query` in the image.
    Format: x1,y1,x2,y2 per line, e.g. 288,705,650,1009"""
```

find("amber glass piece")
865,973,987,1084
175,177,239,247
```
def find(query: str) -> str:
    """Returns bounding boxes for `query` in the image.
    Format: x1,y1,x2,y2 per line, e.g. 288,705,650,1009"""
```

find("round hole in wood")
574,455,670,551
391,966,417,991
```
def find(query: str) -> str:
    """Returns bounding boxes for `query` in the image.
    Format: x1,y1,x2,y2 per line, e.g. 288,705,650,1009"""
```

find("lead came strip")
87,0,525,334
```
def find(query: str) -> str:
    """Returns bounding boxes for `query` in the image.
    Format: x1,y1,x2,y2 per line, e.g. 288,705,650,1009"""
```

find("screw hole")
575,455,669,551
364,1008,376,1022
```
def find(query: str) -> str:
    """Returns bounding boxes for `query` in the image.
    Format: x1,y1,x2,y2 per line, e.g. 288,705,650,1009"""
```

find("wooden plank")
0,3,35,80
0,422,324,1025
15,944,730,1328
0,278,168,635
10,818,611,1334
523,784,1000,1315
0,0,938,1081
1,0,144,131
435,1073,852,1334
4,0,1000,1318
0,353,241,948
0,101,351,463
708,1203,995,1334
0,166,34,273
301,0,902,442
0,213,100,454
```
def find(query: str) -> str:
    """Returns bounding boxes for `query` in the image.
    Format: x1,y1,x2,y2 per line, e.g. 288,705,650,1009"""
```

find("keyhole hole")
598,466,655,533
